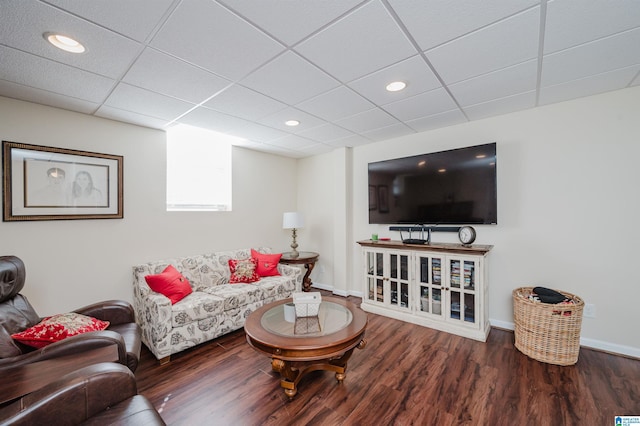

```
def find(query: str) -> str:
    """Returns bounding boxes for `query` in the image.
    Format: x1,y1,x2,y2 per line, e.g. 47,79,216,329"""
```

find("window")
166,124,235,211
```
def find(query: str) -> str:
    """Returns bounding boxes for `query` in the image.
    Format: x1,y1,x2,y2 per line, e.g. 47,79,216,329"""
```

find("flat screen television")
368,142,497,225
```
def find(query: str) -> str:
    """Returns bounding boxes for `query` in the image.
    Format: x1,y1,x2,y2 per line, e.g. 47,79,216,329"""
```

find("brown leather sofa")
0,255,141,372
0,362,165,425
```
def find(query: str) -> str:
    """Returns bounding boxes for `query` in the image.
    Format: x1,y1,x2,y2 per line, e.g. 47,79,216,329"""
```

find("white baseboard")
490,319,640,359
310,282,362,299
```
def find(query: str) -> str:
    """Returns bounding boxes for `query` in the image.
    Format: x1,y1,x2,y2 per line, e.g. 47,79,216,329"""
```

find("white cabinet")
360,241,492,342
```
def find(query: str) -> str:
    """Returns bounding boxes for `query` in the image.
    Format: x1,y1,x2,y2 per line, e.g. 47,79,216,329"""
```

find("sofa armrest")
73,300,135,325
0,330,128,369
131,274,173,346
277,263,303,289
0,363,139,425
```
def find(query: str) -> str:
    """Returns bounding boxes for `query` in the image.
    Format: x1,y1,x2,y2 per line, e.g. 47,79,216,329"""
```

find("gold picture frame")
2,141,123,221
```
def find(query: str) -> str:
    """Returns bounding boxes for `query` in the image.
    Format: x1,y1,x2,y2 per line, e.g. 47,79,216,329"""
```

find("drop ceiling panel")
406,109,468,133
541,28,640,87
42,0,176,42
95,105,169,129
0,46,115,103
0,79,99,114
388,0,539,51
150,0,285,80
176,107,240,132
325,134,372,148
426,7,540,84
218,0,364,46
335,107,399,133
298,143,335,156
362,123,415,142
104,83,195,120
544,0,640,54
204,85,288,121
257,107,326,133
0,0,142,79
268,134,317,150
539,65,640,106
295,0,417,82
382,88,458,122
240,52,340,105
448,60,537,107
462,91,536,121
347,55,441,105
178,107,291,143
297,123,356,143
2,1,639,158
204,113,290,143
123,48,231,104
296,86,375,122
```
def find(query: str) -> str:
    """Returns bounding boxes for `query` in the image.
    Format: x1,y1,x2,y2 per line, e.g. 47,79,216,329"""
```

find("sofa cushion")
228,258,260,283
202,284,265,311
170,292,225,328
251,249,281,277
11,313,110,348
252,275,296,299
144,265,192,304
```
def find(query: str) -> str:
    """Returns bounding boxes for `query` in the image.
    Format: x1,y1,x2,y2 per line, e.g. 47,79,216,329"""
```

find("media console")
357,240,493,341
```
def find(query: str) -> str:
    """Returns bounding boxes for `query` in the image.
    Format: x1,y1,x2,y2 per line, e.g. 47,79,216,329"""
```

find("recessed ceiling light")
385,81,406,92
438,168,446,173
285,120,300,127
418,160,426,166
476,154,487,159
45,33,85,53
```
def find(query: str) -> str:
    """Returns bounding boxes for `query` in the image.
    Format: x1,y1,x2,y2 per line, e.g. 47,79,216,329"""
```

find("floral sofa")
132,248,301,363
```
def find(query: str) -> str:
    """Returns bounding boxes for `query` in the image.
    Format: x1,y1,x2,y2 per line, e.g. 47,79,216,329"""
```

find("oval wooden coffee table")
245,296,367,399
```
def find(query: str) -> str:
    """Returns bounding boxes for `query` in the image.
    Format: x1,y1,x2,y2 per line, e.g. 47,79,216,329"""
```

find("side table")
280,251,319,292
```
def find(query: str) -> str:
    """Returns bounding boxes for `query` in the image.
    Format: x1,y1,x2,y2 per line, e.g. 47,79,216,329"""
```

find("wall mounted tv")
368,142,497,225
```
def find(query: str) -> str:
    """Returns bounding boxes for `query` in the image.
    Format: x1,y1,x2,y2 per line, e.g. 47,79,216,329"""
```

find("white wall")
344,87,640,357
0,97,298,315
297,148,353,295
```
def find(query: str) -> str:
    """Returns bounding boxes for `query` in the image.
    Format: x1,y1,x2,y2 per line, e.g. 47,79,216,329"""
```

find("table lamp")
283,212,304,258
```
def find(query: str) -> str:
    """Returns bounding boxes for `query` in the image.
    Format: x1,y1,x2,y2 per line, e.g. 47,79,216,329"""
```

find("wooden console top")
357,240,493,255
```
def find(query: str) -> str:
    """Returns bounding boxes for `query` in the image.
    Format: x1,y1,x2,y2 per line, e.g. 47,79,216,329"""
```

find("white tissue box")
292,292,321,317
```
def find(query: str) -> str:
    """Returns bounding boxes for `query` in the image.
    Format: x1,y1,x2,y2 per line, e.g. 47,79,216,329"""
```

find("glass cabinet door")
365,251,384,303
416,255,443,316
447,257,478,324
389,253,410,309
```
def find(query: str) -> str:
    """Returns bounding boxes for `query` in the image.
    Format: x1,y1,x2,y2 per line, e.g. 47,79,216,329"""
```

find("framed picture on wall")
369,185,377,210
2,140,123,221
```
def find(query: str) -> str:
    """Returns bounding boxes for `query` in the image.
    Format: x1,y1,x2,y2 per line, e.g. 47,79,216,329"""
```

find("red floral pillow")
145,265,192,304
251,249,282,277
11,313,110,349
228,258,260,283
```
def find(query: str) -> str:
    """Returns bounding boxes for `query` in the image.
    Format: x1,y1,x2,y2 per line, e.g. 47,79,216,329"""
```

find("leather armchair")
0,255,141,372
0,362,165,425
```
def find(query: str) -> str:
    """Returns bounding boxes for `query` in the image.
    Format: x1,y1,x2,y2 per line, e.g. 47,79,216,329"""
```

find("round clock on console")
458,226,476,245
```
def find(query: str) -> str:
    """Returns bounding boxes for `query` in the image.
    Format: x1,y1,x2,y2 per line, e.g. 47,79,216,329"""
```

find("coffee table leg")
271,339,367,399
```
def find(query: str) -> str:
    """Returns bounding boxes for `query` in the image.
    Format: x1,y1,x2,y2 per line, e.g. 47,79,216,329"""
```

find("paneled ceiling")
1,0,639,158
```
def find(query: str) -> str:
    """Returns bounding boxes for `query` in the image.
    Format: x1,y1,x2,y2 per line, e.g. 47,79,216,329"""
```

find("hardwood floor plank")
135,295,640,425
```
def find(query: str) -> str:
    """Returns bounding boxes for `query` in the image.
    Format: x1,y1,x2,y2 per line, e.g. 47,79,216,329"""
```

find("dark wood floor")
136,295,640,425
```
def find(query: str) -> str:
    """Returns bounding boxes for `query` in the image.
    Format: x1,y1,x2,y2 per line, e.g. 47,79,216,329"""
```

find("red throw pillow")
251,249,282,277
144,265,193,304
11,313,110,349
228,258,260,283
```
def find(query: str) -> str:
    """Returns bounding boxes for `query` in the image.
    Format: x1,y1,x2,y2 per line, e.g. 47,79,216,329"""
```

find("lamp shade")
283,212,304,229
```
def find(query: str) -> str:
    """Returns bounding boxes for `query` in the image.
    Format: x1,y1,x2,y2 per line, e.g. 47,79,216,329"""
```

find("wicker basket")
513,287,584,366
